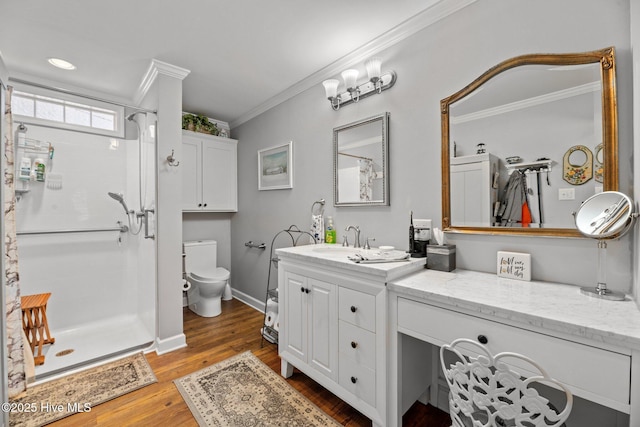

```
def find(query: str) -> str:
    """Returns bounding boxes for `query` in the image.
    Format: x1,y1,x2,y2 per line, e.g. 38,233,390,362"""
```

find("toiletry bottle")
325,216,336,244
409,211,415,254
19,158,31,181
34,158,45,182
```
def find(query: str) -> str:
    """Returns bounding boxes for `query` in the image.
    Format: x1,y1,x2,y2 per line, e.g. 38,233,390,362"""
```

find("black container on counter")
426,244,456,272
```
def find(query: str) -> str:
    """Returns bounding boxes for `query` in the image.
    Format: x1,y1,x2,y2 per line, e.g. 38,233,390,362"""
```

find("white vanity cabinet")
181,130,237,212
276,245,426,427
387,269,640,427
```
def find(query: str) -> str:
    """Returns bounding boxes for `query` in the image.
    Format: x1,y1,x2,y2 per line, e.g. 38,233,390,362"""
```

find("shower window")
11,88,124,138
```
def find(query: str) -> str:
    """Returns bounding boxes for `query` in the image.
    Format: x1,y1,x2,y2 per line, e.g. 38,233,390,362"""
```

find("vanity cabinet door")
280,270,337,381
181,137,202,210
307,278,338,378
281,272,307,361
201,138,237,211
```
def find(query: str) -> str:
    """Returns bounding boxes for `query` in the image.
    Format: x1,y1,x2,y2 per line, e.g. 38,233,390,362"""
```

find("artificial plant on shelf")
182,113,219,135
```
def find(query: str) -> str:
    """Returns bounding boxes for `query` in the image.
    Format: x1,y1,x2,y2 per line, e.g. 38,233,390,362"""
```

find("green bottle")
325,216,336,244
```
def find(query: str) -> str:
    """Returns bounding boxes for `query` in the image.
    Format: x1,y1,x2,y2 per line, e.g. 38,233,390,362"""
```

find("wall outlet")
497,251,531,281
558,188,575,200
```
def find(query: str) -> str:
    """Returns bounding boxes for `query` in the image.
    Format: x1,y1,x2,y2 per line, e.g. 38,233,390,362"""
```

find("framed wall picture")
258,141,293,190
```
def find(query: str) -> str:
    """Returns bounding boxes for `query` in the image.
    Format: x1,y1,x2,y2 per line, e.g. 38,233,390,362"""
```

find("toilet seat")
190,267,230,282
191,267,229,281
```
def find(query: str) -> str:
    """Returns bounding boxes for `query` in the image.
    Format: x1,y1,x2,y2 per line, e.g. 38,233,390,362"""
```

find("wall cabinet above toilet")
182,130,238,212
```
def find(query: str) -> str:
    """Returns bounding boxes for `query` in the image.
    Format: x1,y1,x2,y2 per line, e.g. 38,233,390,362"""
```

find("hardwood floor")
49,299,450,426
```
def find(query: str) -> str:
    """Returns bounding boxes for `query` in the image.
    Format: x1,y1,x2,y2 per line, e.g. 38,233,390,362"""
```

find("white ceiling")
0,0,442,127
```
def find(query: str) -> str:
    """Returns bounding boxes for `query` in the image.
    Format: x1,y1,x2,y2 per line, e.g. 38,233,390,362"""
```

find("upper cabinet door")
181,135,202,211
182,130,238,212
201,138,238,212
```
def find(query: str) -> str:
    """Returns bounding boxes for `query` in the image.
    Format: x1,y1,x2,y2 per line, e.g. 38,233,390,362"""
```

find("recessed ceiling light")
47,57,76,70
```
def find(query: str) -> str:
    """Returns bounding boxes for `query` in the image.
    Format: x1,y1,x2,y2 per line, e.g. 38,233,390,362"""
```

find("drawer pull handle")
350,376,357,384
350,341,358,349
305,288,310,294
300,287,305,293
477,335,488,344
350,306,357,313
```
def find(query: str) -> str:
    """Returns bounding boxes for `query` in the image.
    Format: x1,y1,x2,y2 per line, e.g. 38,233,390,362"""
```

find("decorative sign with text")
497,251,531,281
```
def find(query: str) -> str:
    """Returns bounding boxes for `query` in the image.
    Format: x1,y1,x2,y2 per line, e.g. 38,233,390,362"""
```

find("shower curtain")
4,86,26,397
359,159,374,201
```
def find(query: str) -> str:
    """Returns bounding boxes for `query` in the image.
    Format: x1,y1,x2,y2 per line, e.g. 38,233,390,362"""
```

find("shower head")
108,192,131,214
126,113,138,122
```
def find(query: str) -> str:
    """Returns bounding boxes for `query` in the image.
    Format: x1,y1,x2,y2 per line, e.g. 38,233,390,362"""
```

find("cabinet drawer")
339,356,375,407
339,320,375,370
397,297,631,408
339,287,375,332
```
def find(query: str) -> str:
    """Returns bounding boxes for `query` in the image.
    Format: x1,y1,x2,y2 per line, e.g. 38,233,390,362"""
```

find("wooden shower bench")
21,293,55,365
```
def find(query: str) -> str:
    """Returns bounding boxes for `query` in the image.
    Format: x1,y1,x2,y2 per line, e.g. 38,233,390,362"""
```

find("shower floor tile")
33,314,153,380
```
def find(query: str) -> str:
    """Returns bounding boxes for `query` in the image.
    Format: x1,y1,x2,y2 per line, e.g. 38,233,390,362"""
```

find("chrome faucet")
345,225,361,248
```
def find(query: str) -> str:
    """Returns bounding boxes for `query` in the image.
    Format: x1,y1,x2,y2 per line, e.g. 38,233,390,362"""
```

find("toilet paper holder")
245,241,266,249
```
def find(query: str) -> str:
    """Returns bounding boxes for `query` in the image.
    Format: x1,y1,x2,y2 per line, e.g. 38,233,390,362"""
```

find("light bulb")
365,57,382,81
341,69,359,90
322,79,340,99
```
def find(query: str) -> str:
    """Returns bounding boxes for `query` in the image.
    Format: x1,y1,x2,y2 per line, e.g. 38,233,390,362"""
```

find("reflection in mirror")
574,191,633,239
573,191,636,300
441,47,618,237
334,112,389,206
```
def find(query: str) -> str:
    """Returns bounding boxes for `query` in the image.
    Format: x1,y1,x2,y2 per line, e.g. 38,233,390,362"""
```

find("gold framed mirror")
441,47,618,237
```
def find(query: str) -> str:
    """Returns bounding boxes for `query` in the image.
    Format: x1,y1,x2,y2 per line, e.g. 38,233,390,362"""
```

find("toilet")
183,240,231,317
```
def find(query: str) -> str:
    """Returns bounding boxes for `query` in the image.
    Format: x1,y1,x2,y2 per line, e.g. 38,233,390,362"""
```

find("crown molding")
230,0,477,129
450,81,600,124
134,59,190,105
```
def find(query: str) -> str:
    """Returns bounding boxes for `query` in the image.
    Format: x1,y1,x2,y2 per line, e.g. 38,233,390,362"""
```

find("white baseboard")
155,333,187,355
231,289,265,313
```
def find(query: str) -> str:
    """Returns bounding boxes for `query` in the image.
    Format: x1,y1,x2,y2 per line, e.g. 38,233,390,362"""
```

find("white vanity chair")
440,338,573,427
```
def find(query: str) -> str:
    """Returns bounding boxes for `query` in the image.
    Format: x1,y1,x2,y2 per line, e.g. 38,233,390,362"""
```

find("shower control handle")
143,209,155,240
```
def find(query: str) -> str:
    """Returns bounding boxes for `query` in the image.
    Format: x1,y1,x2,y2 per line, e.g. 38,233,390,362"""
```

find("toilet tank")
184,240,217,276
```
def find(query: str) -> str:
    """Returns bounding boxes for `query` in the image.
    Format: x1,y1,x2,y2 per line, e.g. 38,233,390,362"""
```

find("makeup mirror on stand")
573,191,637,300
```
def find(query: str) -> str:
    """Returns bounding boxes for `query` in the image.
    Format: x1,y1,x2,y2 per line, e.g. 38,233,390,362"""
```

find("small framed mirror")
334,112,390,206
441,47,618,237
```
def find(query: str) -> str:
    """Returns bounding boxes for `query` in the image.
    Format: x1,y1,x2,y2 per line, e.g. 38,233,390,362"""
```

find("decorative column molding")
134,59,190,106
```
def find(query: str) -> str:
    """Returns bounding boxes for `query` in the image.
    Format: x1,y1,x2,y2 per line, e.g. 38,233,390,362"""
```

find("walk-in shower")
14,105,157,379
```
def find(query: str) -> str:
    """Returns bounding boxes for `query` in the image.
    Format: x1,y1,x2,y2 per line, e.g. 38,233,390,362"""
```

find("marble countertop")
389,268,640,351
276,244,426,282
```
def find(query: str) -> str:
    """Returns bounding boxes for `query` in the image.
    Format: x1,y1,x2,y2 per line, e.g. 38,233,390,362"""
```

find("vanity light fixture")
322,57,396,111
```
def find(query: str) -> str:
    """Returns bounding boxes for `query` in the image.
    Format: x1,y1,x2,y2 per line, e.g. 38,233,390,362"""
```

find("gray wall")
231,0,633,302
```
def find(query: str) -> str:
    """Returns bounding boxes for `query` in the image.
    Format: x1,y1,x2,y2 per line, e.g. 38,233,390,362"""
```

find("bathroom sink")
311,246,360,254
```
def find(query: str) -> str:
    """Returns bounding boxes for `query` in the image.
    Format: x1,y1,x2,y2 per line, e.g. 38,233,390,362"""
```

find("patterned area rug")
174,351,341,426
9,352,156,427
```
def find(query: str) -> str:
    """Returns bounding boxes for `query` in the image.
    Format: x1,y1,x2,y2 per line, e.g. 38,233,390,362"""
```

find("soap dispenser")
325,216,336,244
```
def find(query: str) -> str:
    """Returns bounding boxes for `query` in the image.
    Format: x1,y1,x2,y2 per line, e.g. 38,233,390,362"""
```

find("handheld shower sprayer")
108,192,131,215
